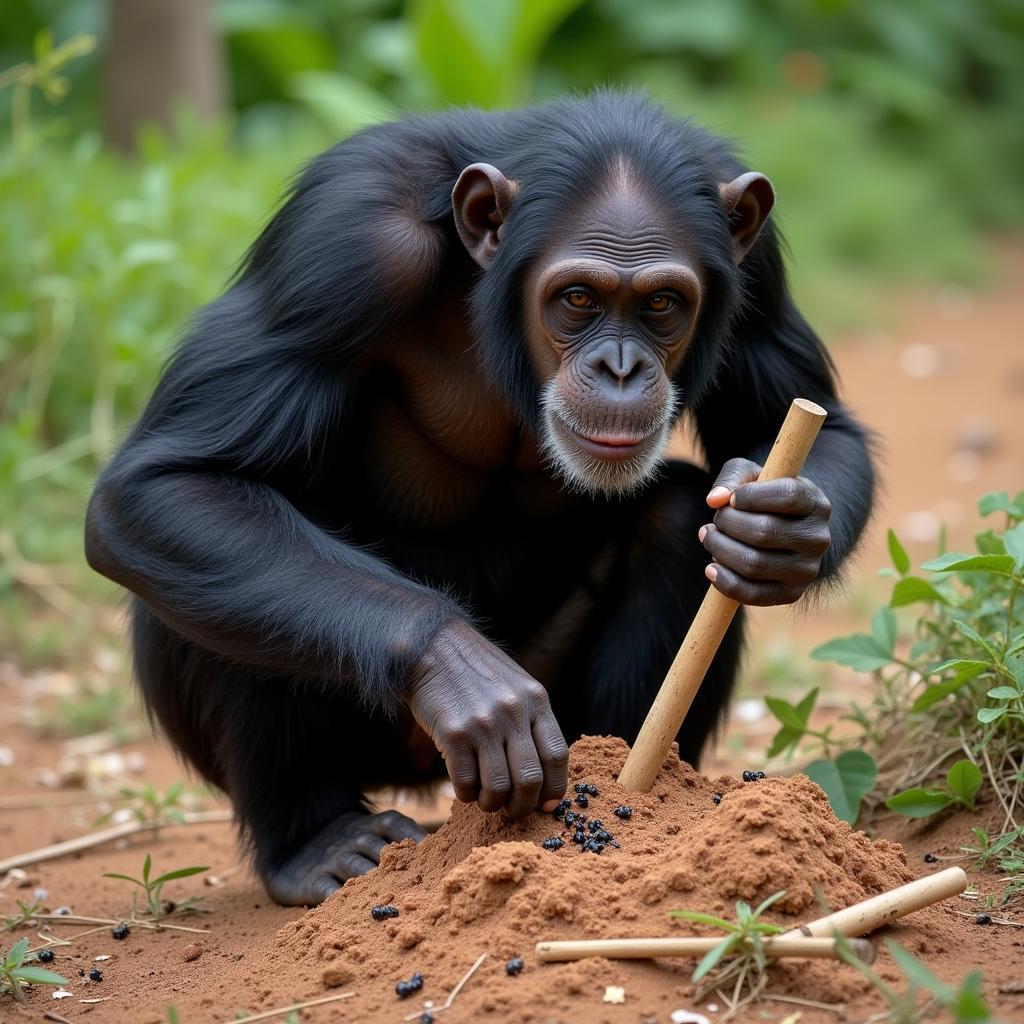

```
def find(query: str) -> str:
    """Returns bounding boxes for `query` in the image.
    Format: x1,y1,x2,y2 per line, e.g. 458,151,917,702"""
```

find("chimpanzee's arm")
693,287,875,583
86,130,470,710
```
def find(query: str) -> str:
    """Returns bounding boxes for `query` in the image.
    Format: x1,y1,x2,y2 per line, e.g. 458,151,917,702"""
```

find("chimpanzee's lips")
565,425,651,461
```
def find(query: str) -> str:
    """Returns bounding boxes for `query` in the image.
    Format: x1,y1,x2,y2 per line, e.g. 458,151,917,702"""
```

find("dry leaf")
52,988,74,999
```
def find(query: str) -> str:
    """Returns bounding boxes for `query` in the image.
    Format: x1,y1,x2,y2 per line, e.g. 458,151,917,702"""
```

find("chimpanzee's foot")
262,809,426,906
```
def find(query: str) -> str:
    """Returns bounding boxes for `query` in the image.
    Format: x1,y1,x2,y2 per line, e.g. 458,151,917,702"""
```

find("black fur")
85,91,874,881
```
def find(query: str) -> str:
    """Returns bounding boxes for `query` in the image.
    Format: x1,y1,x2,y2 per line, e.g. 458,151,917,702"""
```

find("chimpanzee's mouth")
565,426,652,462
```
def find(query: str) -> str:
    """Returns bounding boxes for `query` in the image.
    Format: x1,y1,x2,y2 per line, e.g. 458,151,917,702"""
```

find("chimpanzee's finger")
705,562,803,606
329,851,378,881
351,831,390,863
532,709,569,807
477,741,514,814
732,477,830,518
701,525,820,584
444,746,480,805
505,734,544,818
709,506,831,556
707,458,762,508
311,875,343,903
370,809,426,844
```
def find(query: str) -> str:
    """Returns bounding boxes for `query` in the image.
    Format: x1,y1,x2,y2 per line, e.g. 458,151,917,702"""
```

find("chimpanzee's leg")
552,460,745,767
130,601,431,906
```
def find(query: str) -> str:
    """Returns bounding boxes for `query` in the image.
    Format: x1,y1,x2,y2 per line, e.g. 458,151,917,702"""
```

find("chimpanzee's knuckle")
739,548,770,578
495,694,522,718
517,766,545,788
541,742,569,767
748,516,773,547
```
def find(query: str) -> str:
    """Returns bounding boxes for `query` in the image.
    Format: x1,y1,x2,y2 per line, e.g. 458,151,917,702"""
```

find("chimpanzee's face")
524,187,701,495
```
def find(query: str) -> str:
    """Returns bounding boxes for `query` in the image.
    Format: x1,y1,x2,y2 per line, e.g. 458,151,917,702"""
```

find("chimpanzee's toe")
262,809,425,906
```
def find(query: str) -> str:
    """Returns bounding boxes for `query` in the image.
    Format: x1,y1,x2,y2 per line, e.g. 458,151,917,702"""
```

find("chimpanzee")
85,92,874,906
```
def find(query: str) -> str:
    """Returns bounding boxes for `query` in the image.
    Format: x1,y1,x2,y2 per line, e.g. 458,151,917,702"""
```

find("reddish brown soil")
2,244,1024,1022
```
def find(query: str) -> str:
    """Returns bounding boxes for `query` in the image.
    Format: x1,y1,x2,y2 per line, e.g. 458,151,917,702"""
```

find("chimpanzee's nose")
585,338,651,397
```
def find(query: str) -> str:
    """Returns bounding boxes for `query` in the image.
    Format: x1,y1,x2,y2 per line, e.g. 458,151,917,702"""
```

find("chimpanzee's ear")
718,171,775,264
452,163,519,269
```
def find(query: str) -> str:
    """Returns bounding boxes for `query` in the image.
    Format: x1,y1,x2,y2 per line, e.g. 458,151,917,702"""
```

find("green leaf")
953,620,1000,661
143,853,152,884
752,890,787,918
810,633,893,672
11,965,69,985
885,788,954,818
871,606,897,653
946,760,982,805
766,724,803,759
668,910,737,931
102,872,144,886
884,940,951,1000
151,865,209,885
974,530,1006,555
805,750,877,824
977,706,1007,724
921,553,1016,574
887,529,910,575
986,686,1020,700
979,491,1024,519
6,937,29,969
951,970,991,1022
692,934,737,981
890,576,948,607
1003,523,1024,570
764,695,810,731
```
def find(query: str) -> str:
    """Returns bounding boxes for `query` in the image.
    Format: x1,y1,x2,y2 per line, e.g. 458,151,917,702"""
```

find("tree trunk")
104,0,227,152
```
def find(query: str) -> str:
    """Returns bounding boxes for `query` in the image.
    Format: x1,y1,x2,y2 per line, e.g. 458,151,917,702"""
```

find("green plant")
836,936,991,1024
885,758,982,818
960,826,1024,871
766,494,1024,846
669,891,786,1002
94,780,194,832
2,899,41,932
103,854,208,919
1,938,67,1005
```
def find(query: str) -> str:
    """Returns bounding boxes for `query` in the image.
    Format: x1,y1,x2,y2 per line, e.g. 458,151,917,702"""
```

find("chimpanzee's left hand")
699,458,832,606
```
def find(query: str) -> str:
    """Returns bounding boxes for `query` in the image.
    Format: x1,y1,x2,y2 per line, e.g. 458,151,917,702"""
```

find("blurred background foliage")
1,0,1023,664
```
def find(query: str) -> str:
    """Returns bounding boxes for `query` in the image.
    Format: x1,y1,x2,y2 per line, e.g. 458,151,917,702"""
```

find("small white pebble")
0,745,14,767
603,985,626,1004
34,887,48,901
670,1011,711,1024
706,1004,719,1013
94,955,112,961
52,989,74,999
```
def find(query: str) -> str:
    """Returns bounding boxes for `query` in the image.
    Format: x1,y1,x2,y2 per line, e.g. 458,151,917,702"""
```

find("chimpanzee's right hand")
406,620,569,817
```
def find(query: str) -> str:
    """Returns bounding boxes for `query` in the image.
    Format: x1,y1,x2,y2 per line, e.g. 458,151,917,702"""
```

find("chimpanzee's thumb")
706,458,762,508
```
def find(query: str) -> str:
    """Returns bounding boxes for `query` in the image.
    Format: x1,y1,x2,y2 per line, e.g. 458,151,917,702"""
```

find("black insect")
574,783,587,793
575,793,589,808
923,852,937,863
396,972,424,997
541,836,564,851
36,948,55,963
552,799,572,821
421,1014,434,1024
975,913,993,925
563,811,580,828
594,829,613,843
584,783,599,796
587,818,604,832
506,956,525,976
89,967,103,982
371,904,400,921
583,838,605,854
613,805,632,820
571,829,587,845
112,923,130,940
712,793,722,805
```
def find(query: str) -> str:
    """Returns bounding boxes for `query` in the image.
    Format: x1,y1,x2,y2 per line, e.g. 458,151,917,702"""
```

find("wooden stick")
618,398,827,791
225,992,354,1024
782,867,968,938
0,810,232,874
535,935,873,963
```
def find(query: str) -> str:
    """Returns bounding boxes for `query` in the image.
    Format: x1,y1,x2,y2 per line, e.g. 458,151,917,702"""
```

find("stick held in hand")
618,398,827,792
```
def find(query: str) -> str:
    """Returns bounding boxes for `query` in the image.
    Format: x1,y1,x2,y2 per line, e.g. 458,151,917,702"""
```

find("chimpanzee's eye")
563,288,597,310
644,294,675,313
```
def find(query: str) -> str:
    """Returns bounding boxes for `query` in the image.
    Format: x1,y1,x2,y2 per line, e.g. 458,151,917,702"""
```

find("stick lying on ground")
618,398,827,792
537,868,969,965
782,866,969,938
535,935,874,964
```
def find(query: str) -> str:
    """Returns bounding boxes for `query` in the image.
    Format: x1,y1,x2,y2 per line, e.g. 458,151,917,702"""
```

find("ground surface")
1,242,1022,1022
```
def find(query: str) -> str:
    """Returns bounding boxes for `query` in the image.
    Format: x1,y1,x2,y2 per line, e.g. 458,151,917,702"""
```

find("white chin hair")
539,381,676,498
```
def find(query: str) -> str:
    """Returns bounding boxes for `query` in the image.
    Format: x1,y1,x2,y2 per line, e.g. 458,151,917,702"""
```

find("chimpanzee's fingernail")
705,564,718,582
707,486,730,504
698,525,708,543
